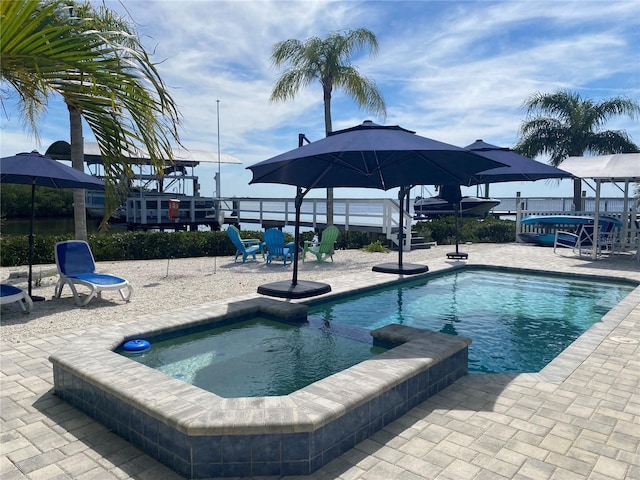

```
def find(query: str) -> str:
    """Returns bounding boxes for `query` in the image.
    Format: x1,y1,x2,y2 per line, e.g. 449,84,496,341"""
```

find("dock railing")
219,197,413,250
494,196,628,216
120,193,636,252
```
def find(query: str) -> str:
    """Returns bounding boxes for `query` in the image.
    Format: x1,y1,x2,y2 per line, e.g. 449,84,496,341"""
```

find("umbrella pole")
372,185,427,275
455,203,460,254
398,187,406,269
446,201,468,260
28,182,35,298
292,187,304,286
26,182,45,300
256,184,330,299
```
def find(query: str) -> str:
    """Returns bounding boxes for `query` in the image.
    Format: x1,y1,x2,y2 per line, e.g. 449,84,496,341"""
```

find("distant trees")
270,28,387,225
515,90,639,210
1,185,73,218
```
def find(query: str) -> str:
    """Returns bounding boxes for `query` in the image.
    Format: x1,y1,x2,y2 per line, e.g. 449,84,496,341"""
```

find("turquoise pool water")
121,317,386,397
308,269,635,374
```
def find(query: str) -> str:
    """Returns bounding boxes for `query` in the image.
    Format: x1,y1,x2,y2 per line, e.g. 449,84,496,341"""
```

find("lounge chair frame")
0,284,33,313
54,240,133,306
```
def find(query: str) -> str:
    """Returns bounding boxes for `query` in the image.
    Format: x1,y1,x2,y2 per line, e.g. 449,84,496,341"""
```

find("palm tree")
270,28,387,225
1,0,181,238
515,90,639,211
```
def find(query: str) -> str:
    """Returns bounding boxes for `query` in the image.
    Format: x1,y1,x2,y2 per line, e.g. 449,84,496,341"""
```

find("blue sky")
2,0,639,200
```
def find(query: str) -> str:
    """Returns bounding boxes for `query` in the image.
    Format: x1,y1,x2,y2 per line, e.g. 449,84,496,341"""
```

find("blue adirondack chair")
263,228,293,265
226,225,262,263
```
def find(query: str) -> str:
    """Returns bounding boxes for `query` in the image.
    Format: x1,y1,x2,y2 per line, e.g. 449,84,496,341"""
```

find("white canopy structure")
560,153,640,181
561,153,640,259
46,141,242,166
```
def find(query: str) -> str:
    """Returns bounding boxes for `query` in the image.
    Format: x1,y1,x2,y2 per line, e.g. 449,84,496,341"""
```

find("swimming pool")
120,317,386,397
308,268,635,373
49,265,638,478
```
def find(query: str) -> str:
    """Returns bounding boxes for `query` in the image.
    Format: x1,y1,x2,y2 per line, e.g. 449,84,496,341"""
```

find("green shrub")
0,230,235,266
297,229,369,250
362,240,389,253
0,234,71,266
0,220,515,267
424,217,515,245
474,220,515,243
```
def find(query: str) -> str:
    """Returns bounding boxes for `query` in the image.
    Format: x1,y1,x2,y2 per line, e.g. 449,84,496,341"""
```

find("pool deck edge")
6,244,640,480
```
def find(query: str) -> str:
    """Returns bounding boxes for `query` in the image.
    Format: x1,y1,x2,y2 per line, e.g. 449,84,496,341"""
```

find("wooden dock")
116,195,636,251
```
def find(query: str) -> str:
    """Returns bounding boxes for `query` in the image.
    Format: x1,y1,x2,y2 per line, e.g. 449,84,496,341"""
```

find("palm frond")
336,66,386,118
2,0,182,228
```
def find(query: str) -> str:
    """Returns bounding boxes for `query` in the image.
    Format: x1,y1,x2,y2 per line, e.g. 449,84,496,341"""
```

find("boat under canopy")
414,195,500,219
518,215,623,247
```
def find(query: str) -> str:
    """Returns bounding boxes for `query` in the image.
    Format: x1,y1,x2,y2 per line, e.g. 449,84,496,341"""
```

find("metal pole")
216,99,221,199
215,100,223,228
398,187,406,268
292,187,303,287
291,133,309,287
28,181,35,297
454,202,460,254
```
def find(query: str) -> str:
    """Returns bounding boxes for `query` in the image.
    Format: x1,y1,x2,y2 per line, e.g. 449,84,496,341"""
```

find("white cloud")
2,0,638,201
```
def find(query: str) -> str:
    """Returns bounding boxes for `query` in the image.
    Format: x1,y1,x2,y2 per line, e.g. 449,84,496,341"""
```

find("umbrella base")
257,280,331,299
31,295,45,302
446,252,468,259
372,263,428,275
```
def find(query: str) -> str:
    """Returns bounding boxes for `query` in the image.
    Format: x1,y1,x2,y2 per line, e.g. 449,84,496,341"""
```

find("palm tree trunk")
573,178,583,212
68,103,88,241
324,88,334,226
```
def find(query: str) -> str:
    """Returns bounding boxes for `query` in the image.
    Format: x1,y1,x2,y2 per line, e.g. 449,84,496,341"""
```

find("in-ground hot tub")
50,297,470,478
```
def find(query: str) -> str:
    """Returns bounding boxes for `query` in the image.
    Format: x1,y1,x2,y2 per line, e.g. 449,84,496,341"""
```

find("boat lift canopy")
560,153,640,258
45,141,242,167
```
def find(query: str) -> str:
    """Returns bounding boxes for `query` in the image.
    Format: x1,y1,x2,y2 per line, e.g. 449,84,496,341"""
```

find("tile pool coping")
49,296,471,478
48,264,639,478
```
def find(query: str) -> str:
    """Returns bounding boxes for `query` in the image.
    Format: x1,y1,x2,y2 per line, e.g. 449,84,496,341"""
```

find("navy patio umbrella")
464,139,573,186
1,152,105,300
441,140,574,260
247,121,506,299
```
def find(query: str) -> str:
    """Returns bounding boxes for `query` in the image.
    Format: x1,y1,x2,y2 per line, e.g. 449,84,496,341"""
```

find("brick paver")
1,244,638,479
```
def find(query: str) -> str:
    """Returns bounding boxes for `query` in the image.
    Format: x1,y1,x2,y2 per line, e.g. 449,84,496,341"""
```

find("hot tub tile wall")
51,299,470,478
52,346,468,477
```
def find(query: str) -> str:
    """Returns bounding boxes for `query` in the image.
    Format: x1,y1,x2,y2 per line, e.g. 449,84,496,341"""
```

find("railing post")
344,199,349,231
284,199,289,226
312,200,317,229
403,202,411,252
515,192,523,242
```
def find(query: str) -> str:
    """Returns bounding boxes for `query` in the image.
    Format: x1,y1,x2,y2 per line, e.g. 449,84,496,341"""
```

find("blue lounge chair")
54,240,133,306
226,225,263,263
303,225,339,263
263,228,293,265
0,284,33,313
